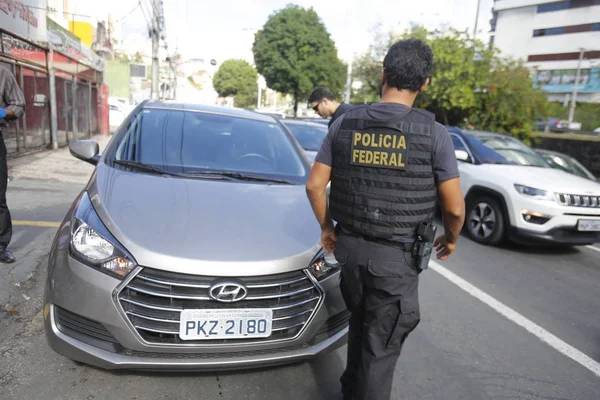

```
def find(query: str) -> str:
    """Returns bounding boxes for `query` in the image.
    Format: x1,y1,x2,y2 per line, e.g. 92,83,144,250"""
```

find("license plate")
179,309,273,340
577,219,600,232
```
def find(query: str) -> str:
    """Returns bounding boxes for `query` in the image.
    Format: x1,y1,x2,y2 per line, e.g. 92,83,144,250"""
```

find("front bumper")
508,226,600,246
508,196,600,245
44,254,349,371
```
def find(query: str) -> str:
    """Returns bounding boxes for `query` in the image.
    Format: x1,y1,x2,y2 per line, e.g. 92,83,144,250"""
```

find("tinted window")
284,123,328,151
113,109,308,180
450,134,467,152
464,132,549,167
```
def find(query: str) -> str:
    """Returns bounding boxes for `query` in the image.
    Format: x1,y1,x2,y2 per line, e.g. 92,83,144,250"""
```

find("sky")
107,0,494,63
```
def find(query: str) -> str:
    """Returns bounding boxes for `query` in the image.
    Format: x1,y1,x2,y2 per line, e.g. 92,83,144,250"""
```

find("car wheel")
466,196,505,245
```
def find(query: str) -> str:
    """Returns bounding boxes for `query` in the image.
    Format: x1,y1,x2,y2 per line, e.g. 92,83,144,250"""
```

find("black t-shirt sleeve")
314,115,345,166
433,124,460,181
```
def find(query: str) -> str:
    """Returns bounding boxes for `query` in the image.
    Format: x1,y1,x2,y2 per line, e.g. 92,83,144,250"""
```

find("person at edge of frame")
305,38,466,400
0,64,26,264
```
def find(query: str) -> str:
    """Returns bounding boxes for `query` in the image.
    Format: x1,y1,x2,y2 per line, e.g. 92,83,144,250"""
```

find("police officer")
305,39,466,400
0,64,26,264
308,86,354,128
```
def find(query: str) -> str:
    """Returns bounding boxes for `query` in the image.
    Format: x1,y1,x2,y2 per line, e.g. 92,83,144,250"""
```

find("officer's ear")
418,77,430,94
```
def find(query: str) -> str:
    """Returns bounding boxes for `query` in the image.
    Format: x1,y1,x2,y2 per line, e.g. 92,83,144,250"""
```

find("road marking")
585,245,600,253
429,260,600,378
13,220,60,228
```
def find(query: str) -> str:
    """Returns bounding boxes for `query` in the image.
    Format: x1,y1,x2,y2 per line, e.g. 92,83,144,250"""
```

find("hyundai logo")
209,282,248,303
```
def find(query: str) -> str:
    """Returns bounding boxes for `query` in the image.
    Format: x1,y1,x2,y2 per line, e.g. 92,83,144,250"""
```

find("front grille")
556,193,600,208
315,310,351,337
118,268,322,345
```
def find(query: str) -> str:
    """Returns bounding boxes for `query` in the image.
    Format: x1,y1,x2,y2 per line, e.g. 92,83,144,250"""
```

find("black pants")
0,133,11,246
334,229,421,400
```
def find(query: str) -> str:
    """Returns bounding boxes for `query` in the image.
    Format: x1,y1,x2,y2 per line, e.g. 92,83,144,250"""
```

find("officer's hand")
433,235,456,260
0,108,7,119
321,226,337,253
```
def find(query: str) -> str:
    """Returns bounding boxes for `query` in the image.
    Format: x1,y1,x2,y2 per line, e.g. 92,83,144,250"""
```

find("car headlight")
514,184,554,201
69,192,137,279
308,249,341,280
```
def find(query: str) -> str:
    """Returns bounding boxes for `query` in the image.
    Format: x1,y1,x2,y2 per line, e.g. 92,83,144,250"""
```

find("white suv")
448,128,600,246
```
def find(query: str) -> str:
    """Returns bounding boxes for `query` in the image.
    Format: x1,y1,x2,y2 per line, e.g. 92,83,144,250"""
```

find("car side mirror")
69,140,100,165
455,149,470,162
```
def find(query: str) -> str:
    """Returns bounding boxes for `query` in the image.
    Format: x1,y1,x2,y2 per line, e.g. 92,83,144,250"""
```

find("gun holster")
412,221,437,272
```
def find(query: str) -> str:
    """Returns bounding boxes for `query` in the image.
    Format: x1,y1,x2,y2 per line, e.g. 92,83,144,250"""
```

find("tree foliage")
468,57,550,144
212,59,258,109
252,4,346,115
351,25,551,143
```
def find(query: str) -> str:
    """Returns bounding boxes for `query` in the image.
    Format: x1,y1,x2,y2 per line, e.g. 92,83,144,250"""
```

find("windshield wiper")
182,171,294,184
113,160,174,175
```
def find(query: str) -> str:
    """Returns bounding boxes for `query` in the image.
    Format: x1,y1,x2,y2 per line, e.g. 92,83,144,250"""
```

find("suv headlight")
308,249,341,280
69,192,137,279
514,184,554,201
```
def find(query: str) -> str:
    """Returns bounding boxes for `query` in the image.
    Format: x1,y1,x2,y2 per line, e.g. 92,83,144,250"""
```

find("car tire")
465,195,506,245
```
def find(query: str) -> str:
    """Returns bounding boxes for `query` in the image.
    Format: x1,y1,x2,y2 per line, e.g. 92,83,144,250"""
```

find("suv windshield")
112,108,309,183
283,123,328,151
539,152,596,180
463,131,550,167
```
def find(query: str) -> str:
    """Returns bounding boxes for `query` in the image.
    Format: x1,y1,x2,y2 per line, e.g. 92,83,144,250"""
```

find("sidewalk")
7,134,113,184
1,134,113,317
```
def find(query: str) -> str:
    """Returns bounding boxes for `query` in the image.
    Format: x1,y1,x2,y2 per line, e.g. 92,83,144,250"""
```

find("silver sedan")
43,101,349,370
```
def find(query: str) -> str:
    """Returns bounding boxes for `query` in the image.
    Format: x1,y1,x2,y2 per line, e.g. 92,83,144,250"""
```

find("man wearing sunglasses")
308,86,354,128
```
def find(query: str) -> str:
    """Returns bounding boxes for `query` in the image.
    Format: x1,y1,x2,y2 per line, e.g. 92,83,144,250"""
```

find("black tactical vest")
329,108,438,240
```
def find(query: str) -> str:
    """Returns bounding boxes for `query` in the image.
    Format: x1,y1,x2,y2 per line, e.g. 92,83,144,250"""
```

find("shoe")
0,247,15,263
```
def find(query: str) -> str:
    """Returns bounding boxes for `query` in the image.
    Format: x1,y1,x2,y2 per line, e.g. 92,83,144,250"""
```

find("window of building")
537,1,570,12
537,0,600,13
533,22,600,36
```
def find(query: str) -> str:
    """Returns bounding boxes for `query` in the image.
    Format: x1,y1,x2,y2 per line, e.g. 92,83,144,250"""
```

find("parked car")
280,119,328,163
448,127,600,246
534,149,597,181
44,100,349,370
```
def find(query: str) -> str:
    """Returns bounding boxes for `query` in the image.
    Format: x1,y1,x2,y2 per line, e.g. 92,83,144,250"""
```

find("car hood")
87,165,321,276
474,164,600,194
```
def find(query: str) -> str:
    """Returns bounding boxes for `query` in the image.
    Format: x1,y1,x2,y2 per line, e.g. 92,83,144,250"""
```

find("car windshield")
284,123,328,151
463,131,550,167
540,152,595,180
112,108,309,183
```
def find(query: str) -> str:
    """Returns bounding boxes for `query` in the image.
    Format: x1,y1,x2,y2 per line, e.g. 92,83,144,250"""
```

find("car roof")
142,100,278,123
281,119,328,128
535,148,564,156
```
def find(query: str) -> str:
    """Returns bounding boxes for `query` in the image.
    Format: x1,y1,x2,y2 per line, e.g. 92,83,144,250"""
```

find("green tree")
468,57,551,144
252,4,346,116
350,24,550,141
212,59,258,109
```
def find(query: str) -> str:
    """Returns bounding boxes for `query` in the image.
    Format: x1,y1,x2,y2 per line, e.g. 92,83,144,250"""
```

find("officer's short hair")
308,86,334,103
383,39,433,92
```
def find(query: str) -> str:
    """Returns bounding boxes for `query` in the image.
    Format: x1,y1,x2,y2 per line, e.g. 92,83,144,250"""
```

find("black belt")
338,225,414,251
362,235,414,251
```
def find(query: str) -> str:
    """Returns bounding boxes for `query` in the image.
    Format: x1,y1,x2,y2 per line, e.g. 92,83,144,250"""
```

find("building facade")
490,0,600,103
0,0,109,156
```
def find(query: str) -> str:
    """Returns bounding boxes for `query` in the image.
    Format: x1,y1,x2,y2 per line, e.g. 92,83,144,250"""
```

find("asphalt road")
0,177,599,400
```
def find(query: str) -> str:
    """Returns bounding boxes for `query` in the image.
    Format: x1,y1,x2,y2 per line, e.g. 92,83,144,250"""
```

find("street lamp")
568,48,585,126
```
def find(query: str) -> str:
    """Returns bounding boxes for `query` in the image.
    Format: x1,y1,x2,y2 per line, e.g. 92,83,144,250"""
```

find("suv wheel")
466,196,505,245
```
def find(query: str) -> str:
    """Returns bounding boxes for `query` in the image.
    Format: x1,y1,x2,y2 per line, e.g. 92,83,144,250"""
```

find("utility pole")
344,57,353,104
151,0,160,100
568,48,585,125
473,0,481,38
